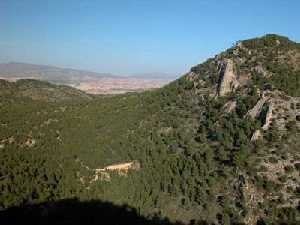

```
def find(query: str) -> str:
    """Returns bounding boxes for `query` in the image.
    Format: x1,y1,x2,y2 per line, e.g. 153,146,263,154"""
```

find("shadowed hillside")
0,199,185,225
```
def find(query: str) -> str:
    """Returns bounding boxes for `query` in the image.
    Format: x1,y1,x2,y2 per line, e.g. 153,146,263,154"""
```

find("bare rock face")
185,71,197,82
245,97,269,119
246,97,275,130
247,91,300,133
262,101,273,130
253,65,269,77
251,130,263,141
223,100,237,113
245,91,274,131
217,59,239,96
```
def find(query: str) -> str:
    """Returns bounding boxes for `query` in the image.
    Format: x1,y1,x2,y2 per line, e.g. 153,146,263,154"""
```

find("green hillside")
0,34,299,225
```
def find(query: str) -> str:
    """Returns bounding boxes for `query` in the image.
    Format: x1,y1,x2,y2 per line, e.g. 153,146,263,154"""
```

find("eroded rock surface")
217,59,239,96
246,97,269,119
223,100,237,113
251,130,263,141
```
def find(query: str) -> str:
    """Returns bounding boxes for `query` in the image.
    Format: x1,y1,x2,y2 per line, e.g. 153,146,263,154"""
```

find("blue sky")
0,0,299,76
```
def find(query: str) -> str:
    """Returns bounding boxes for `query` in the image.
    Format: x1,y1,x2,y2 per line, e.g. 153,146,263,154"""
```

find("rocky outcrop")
246,98,273,130
100,161,140,173
186,71,197,82
262,101,273,130
251,130,263,141
247,91,300,134
245,97,268,119
88,161,141,182
253,65,269,77
248,98,273,140
223,100,237,113
77,160,140,185
217,59,239,96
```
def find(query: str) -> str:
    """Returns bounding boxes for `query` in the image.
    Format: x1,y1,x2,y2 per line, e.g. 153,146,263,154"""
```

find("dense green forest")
0,35,299,225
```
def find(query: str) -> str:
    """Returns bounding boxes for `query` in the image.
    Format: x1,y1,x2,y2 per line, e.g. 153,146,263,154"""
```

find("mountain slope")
0,34,299,225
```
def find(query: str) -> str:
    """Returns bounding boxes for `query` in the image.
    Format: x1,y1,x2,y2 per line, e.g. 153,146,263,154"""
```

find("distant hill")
0,79,92,102
0,62,171,94
131,72,179,80
0,62,117,84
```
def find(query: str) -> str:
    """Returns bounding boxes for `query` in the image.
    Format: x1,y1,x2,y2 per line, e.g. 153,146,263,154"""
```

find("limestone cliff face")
250,130,263,141
223,100,237,113
245,97,269,119
262,101,273,130
217,59,239,96
247,91,300,142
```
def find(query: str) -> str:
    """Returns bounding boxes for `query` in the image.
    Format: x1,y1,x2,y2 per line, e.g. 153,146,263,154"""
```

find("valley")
0,63,171,94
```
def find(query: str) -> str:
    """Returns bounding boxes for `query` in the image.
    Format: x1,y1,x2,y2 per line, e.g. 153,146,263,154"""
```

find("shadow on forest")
0,199,194,225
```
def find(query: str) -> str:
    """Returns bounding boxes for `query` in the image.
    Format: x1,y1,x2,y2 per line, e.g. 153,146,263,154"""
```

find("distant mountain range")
0,62,173,94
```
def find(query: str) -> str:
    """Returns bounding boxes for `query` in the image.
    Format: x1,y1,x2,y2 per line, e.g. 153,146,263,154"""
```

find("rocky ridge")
183,34,300,224
186,35,300,141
